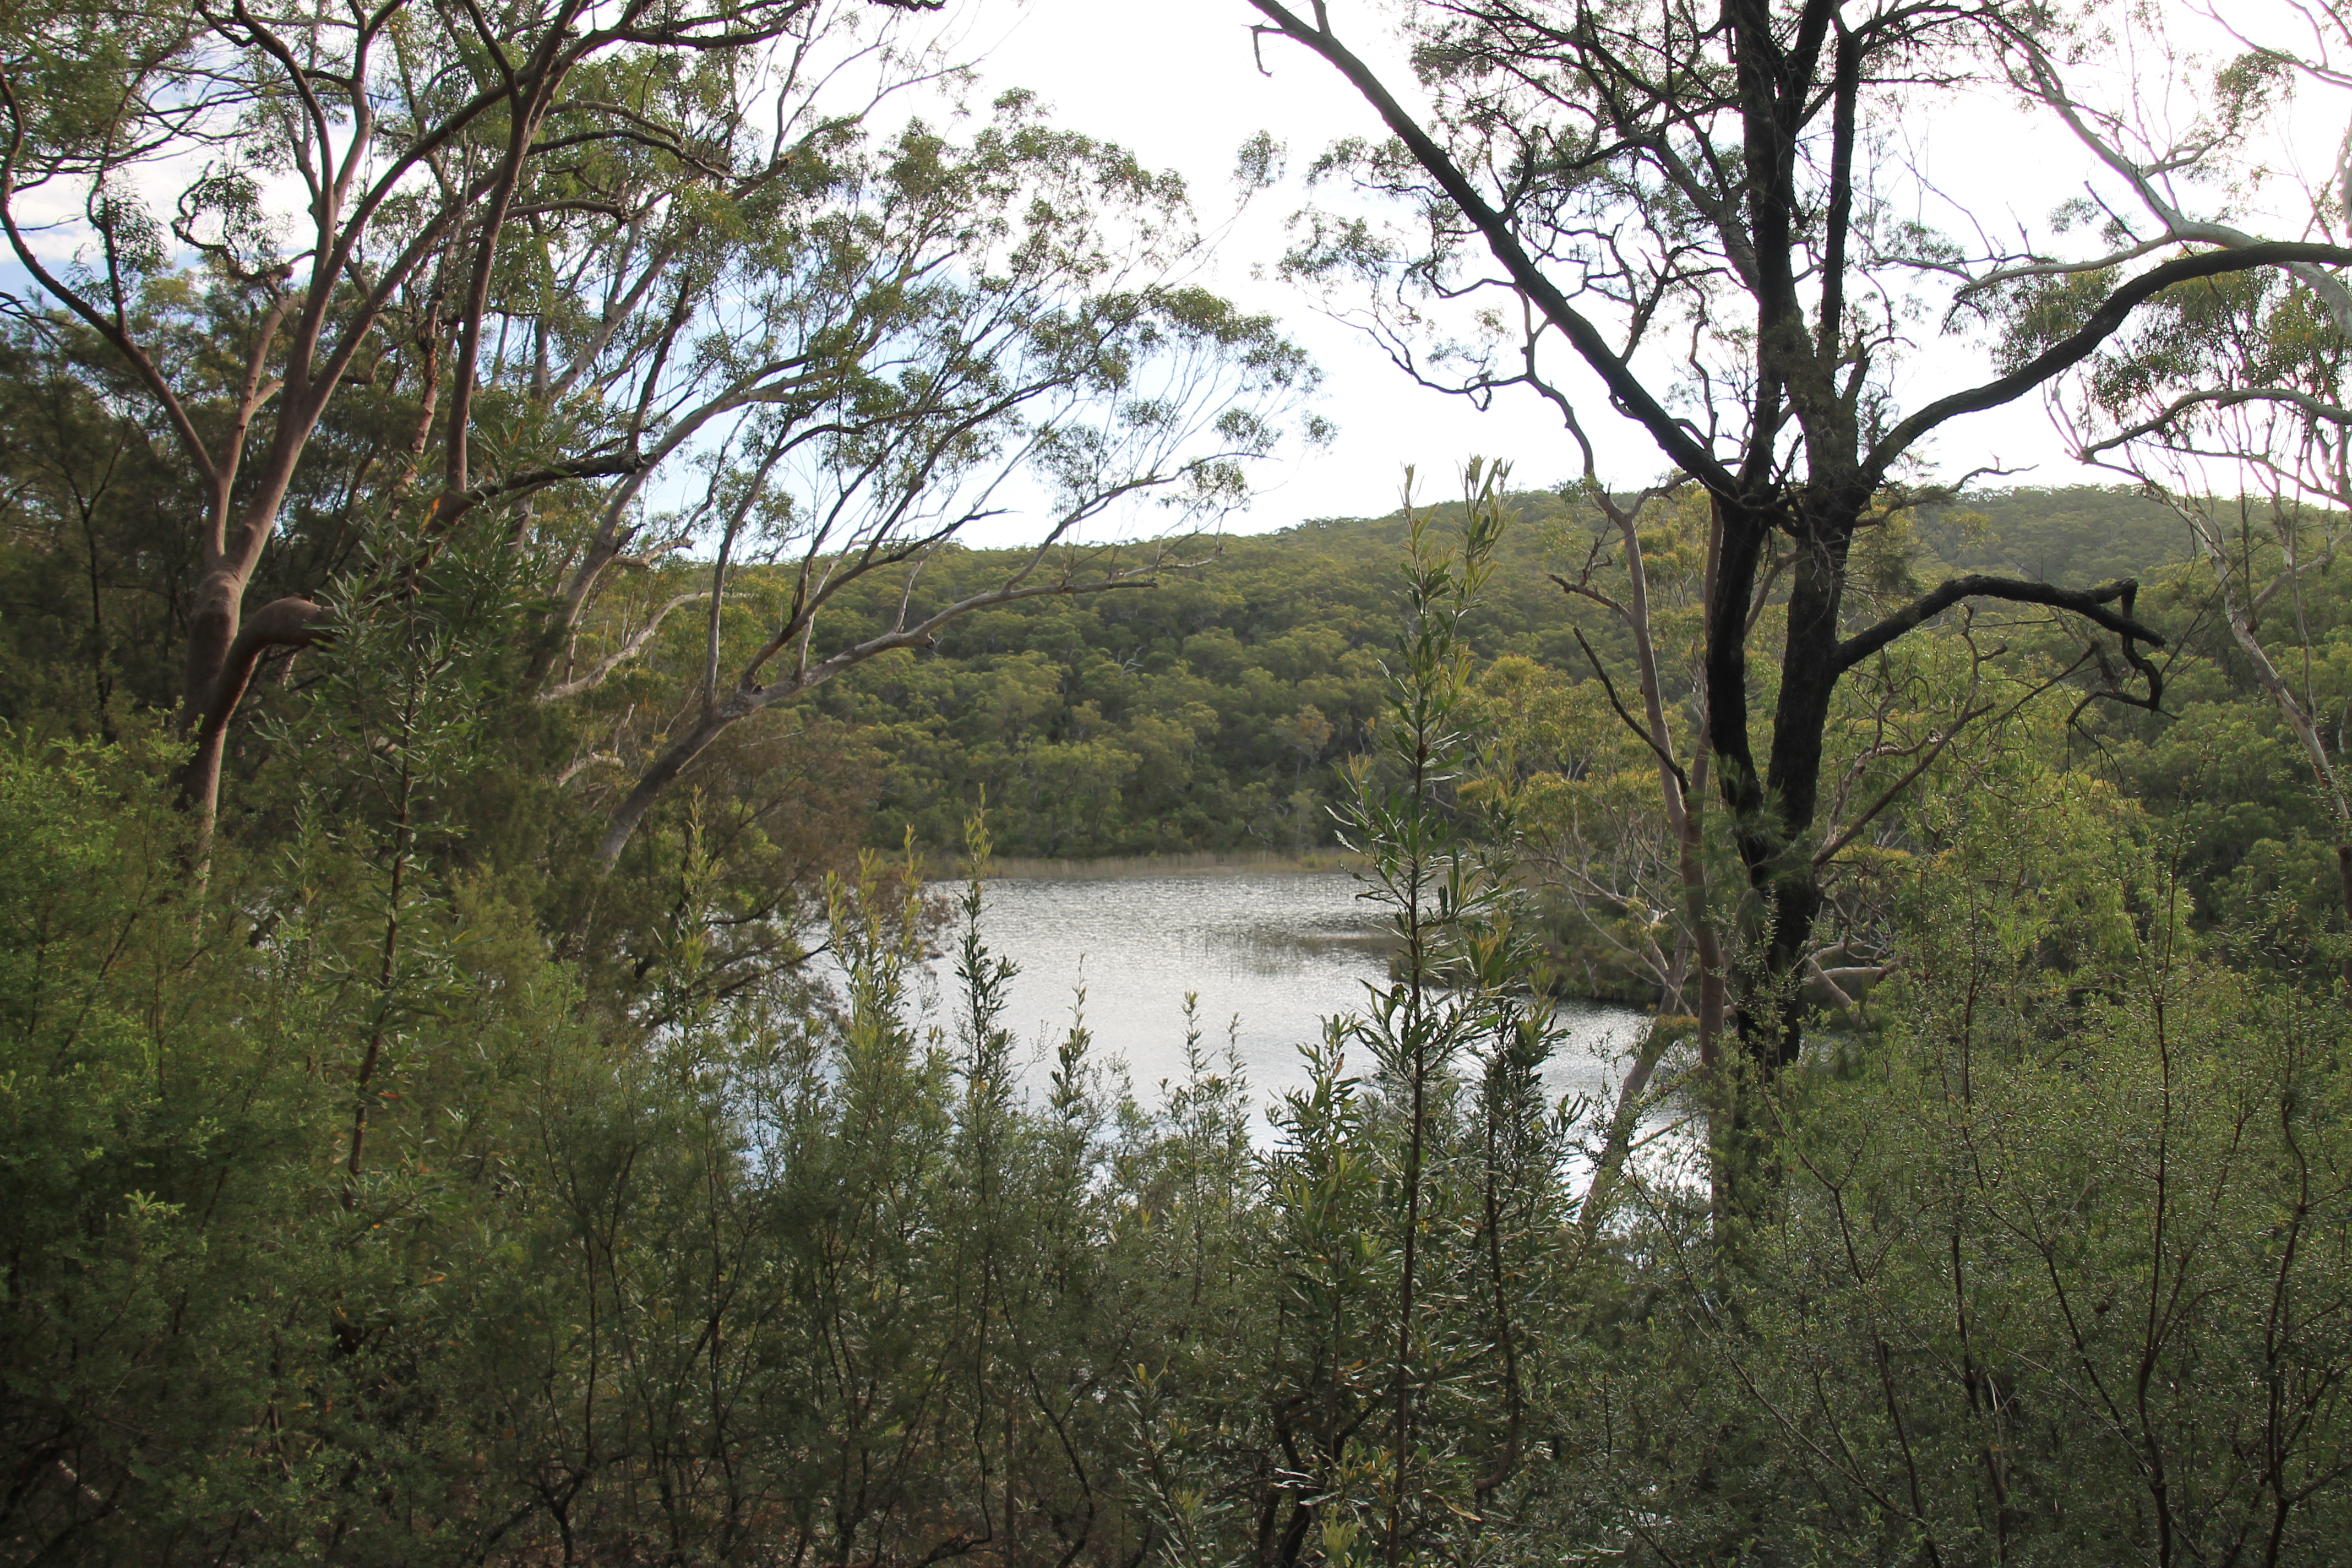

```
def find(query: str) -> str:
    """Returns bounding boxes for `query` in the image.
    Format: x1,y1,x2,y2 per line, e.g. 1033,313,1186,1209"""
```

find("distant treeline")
788,485,2190,859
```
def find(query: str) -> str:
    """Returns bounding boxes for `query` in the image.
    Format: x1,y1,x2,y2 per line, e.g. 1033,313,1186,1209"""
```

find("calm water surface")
918,870,1647,1135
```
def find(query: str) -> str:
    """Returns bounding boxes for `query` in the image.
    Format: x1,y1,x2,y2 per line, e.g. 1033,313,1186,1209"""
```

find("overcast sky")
908,0,2121,545
8,0,2300,548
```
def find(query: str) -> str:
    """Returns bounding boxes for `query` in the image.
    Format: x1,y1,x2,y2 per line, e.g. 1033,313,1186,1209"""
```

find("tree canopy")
9,1,2352,1564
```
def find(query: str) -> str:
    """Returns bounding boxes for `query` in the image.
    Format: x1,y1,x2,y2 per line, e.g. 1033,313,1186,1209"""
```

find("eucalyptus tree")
517,96,1320,865
2013,6,2352,946
2,0,1315,879
0,0,949,854
1242,0,2351,1123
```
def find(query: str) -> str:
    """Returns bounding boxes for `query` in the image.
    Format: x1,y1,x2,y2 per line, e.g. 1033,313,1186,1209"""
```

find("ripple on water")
916,871,1647,1139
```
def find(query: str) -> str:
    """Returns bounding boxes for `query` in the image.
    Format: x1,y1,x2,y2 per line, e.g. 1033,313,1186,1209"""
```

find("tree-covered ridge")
14,0,2352,1558
771,484,2188,859
801,492,1581,856
7,486,2352,1566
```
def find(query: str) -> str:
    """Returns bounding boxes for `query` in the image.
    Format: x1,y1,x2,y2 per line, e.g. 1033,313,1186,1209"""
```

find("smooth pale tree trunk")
177,593,333,840
1567,498,1729,1237
172,428,338,859
596,706,744,864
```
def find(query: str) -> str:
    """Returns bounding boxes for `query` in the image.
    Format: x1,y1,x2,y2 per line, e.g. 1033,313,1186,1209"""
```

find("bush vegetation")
6,462,2351,1564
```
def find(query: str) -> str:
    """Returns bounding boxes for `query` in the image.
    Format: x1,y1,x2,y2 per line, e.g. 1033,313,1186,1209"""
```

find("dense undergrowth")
6,476,2351,1565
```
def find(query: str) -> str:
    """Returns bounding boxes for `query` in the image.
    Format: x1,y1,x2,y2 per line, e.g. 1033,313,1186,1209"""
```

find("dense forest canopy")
785,484,2194,861
10,0,2352,1564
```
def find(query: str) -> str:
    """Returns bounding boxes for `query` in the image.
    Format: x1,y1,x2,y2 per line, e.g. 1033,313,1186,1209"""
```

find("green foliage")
1208,469,1577,1566
19,1,2350,1551
792,488,1651,858
3,44,2350,1545
1604,774,2352,1564
9,461,2352,1564
0,329,193,733
665,483,2186,879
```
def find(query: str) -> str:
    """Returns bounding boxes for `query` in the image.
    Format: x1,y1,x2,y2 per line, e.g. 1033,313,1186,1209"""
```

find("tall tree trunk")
173,443,333,858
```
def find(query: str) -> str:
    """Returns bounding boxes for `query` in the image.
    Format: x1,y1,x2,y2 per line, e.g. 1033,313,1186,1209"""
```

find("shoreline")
974,848,1369,881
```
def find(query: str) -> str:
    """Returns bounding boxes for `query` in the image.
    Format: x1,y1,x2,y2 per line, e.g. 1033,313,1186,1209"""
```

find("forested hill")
801,484,2188,858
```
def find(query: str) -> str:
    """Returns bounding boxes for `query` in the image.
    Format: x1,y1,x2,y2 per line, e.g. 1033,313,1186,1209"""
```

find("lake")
914,868,1649,1138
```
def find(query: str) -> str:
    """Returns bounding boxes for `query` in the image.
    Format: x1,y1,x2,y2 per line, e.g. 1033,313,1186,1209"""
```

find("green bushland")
9,406,2352,1565
792,497,1585,860
788,484,2188,864
781,484,2222,1005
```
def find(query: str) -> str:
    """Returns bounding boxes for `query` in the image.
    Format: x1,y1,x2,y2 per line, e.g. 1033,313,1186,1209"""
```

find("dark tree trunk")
1702,493,1861,1076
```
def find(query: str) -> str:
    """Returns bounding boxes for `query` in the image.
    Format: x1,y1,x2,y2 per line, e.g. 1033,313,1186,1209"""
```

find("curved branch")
1958,236,2178,295
535,590,708,704
1246,0,1738,494
2082,385,2352,458
429,451,652,532
208,596,331,713
1548,570,1627,617
1868,242,2352,479
175,596,333,820
2006,29,2352,330
1811,706,1986,869
1834,575,2162,675
1571,624,1690,799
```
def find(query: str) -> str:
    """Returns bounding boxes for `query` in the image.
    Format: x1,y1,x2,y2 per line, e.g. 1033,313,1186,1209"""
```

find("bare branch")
535,591,710,704
1834,576,2163,675
1571,624,1691,799
2081,386,2352,459
1870,243,2352,479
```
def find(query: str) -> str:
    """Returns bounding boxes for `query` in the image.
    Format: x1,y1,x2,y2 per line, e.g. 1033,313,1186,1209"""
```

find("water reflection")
914,870,1648,1140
